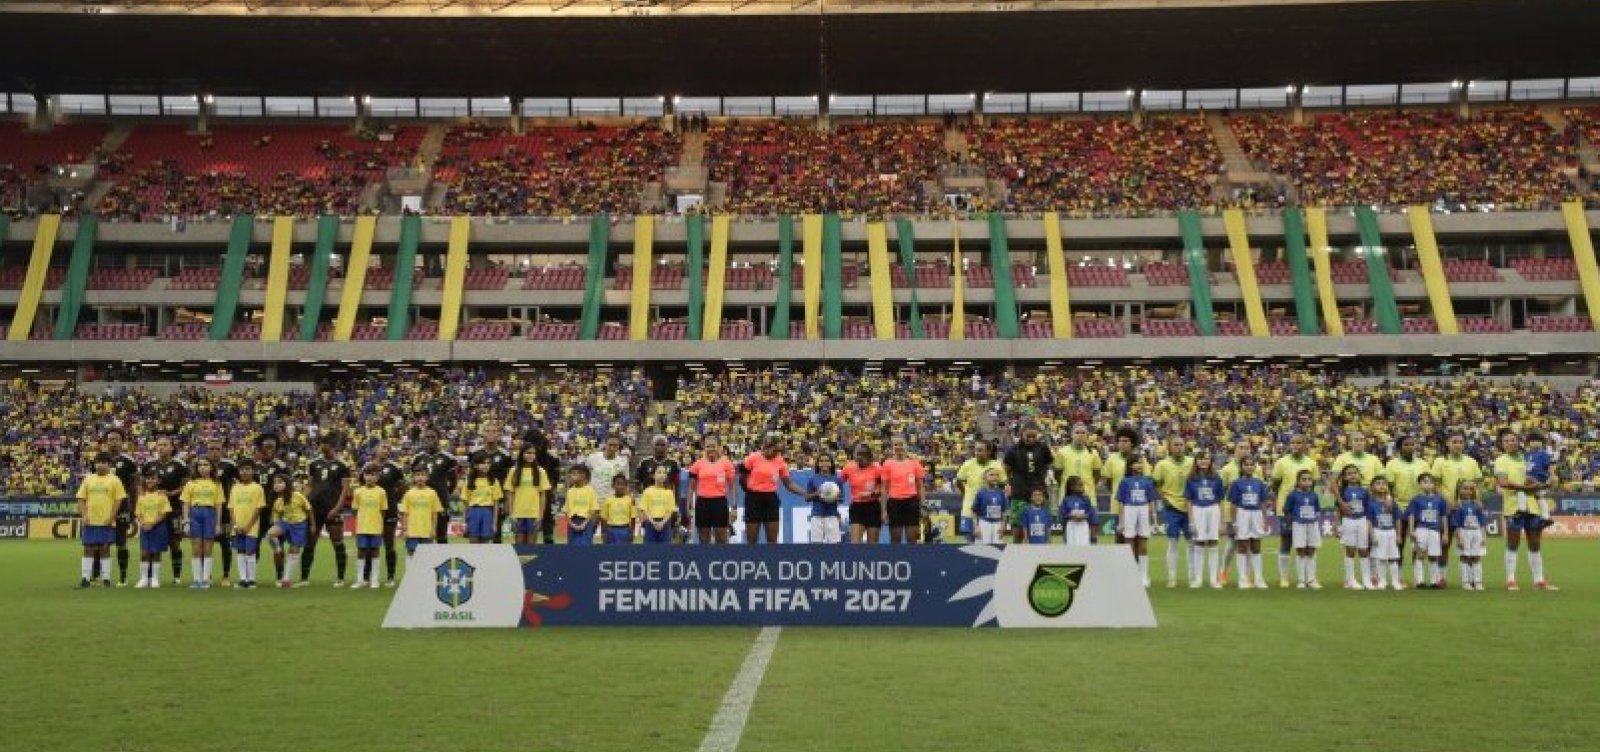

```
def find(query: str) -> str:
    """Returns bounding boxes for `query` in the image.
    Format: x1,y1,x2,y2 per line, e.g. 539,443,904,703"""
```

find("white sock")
1205,547,1218,584
1505,550,1520,582
1188,542,1199,580
1428,560,1440,584
1138,555,1149,578
1252,553,1266,583
202,557,213,582
1372,559,1386,587
1278,552,1291,581
1530,552,1545,582
1342,557,1355,583
81,556,93,581
1237,552,1251,583
1388,562,1401,585
1471,561,1482,586
1413,559,1424,584
96,554,108,581
285,553,299,580
1167,543,1179,582
243,555,255,582
1359,558,1372,585
1221,543,1236,572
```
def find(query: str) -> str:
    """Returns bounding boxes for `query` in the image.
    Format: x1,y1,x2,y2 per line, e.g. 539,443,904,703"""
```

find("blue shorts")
642,522,672,544
510,518,539,535
231,534,259,555
465,507,497,539
603,526,633,545
567,520,595,545
140,525,169,553
274,521,308,549
405,537,429,555
82,525,115,546
1162,508,1191,539
1507,513,1545,534
356,534,382,550
189,507,218,540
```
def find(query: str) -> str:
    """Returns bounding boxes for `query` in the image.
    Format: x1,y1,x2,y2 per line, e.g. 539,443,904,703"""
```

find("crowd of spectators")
5,367,1600,498
1228,108,1575,211
704,118,944,217
0,369,651,496
435,121,680,217
95,124,420,221
968,115,1223,215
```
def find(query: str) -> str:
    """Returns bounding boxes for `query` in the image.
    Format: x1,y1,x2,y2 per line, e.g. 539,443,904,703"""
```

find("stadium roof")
0,0,1595,98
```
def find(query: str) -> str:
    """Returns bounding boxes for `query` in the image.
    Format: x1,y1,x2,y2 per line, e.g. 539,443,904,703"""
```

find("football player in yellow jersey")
1102,427,1141,545
134,473,171,588
265,474,314,588
1151,435,1196,588
1495,430,1557,591
179,458,225,588
638,466,678,544
1383,435,1430,562
75,453,129,588
400,469,444,556
350,466,389,589
601,475,637,544
226,461,267,590
503,446,552,546
1052,423,1102,506
1430,431,1483,585
1329,431,1385,492
1430,432,1483,504
1269,435,1320,588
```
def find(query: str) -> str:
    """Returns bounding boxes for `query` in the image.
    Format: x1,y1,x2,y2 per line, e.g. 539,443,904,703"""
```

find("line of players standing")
87,422,571,588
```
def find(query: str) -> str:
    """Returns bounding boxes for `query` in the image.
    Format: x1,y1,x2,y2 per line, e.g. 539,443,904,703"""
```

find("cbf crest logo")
435,558,476,609
1028,564,1086,618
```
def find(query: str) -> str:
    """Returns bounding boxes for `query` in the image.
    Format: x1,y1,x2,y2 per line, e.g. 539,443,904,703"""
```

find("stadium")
3,0,1600,750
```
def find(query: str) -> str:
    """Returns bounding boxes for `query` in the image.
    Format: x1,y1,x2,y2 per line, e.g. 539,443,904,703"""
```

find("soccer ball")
817,482,841,501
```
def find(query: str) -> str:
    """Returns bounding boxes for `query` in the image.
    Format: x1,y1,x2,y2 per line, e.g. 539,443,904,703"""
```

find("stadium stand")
435,121,679,216
705,118,943,215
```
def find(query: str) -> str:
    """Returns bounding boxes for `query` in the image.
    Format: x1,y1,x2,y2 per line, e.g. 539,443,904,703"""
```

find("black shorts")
695,497,730,529
887,498,922,528
743,491,780,524
849,502,883,528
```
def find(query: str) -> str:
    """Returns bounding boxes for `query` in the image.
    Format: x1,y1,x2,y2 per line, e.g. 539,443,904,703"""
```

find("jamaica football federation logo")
1028,564,1086,618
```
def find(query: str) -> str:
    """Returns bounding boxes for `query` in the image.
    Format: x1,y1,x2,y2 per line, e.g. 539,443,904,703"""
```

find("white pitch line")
696,627,782,752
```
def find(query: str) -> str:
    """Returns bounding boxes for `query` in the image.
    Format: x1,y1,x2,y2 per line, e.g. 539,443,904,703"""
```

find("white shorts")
809,515,842,544
974,519,1004,545
1371,529,1400,560
1062,520,1092,546
1291,521,1321,550
1412,528,1442,558
1456,528,1486,558
1119,505,1153,539
1339,518,1371,549
1233,509,1268,541
1190,505,1221,543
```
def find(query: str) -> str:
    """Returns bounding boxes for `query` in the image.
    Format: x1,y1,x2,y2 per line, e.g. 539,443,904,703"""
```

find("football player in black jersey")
303,434,352,586
635,435,684,542
209,435,239,587
141,436,189,584
469,420,515,545
102,428,142,586
371,443,407,586
246,433,291,578
411,428,459,544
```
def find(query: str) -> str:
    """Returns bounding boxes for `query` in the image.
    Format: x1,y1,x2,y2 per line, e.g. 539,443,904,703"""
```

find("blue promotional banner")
384,544,1157,629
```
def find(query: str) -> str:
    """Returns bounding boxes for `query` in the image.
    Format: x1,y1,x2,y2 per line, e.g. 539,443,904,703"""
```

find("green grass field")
3,539,1598,752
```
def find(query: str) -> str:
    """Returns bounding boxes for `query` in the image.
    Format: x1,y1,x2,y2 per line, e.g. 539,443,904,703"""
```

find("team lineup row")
64,421,1558,593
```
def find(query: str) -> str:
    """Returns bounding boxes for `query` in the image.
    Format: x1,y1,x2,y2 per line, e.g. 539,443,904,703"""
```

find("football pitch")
4,540,1598,752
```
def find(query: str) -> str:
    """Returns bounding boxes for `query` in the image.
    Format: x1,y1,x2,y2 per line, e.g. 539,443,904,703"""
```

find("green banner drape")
1281,208,1321,336
1355,206,1403,334
579,214,610,340
822,214,843,339
299,215,338,341
686,215,706,340
895,218,924,338
209,214,255,340
770,215,794,339
1177,210,1217,336
386,213,421,340
52,215,97,340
